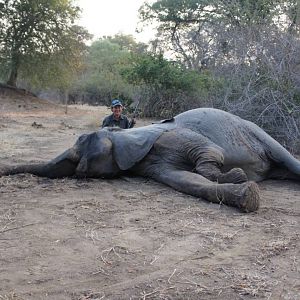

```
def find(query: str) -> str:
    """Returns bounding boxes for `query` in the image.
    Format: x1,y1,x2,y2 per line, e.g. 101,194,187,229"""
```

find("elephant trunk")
0,148,80,179
1,163,49,177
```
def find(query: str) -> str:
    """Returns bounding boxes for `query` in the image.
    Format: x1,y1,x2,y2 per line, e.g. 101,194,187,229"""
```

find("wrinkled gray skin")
2,108,300,212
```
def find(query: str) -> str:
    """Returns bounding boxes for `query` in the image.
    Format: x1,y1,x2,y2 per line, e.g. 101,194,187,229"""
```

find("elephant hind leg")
218,168,248,183
196,163,248,184
192,146,248,183
154,169,260,212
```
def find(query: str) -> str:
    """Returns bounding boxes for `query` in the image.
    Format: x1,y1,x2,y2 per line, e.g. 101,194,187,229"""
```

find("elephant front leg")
154,169,260,212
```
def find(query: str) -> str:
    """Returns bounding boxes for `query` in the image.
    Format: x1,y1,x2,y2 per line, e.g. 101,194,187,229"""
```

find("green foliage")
73,37,137,105
123,53,208,92
87,40,128,71
103,33,148,54
20,25,89,90
122,52,219,117
220,0,281,26
140,0,283,29
0,0,90,87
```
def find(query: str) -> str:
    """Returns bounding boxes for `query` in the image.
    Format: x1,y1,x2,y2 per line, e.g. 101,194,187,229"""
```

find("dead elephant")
2,108,300,212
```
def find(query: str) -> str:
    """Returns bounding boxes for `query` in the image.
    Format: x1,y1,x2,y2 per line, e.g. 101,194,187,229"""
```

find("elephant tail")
263,133,300,175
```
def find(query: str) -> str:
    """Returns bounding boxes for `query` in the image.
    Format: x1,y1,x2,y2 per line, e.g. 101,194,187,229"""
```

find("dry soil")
0,88,299,300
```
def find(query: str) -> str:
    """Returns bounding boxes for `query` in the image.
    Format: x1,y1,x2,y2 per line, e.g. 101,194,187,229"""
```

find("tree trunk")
7,55,20,87
64,89,69,114
7,66,18,87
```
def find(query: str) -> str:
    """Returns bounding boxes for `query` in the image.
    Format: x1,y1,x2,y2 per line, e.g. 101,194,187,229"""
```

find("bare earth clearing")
0,88,299,300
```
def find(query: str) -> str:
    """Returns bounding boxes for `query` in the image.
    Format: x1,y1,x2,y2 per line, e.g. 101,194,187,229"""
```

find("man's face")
111,105,123,118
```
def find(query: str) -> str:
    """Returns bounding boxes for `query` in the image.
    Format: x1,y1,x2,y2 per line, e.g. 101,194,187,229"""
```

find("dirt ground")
0,88,299,300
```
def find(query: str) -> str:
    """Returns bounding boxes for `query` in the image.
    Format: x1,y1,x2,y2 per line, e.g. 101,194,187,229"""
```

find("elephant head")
0,124,169,179
75,125,167,178
74,131,119,178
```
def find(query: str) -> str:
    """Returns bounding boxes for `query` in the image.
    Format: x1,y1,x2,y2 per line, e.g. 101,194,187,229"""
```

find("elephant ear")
108,125,167,170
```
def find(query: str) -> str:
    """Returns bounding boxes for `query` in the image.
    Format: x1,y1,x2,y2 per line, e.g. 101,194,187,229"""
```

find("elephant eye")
78,134,88,143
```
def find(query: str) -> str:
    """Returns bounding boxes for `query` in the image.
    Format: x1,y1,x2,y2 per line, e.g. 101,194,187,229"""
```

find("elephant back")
174,108,244,144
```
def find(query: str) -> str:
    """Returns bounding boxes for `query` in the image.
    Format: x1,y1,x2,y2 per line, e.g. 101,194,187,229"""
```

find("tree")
21,25,90,90
122,53,216,117
72,37,136,105
0,0,90,87
138,0,287,69
138,0,300,151
123,53,201,90
104,33,148,54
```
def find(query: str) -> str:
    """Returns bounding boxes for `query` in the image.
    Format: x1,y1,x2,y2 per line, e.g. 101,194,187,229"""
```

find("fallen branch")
0,222,41,234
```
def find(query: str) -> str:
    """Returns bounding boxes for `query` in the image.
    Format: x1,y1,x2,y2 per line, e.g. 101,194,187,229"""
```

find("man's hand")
129,118,136,128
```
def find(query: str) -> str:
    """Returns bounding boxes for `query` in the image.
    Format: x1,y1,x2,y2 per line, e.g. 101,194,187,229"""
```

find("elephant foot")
236,182,260,212
218,168,248,184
